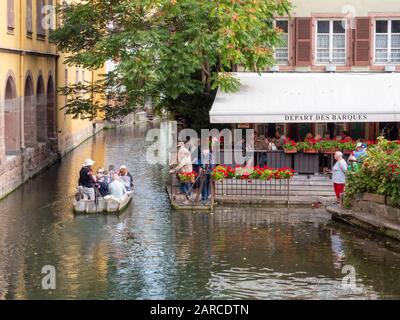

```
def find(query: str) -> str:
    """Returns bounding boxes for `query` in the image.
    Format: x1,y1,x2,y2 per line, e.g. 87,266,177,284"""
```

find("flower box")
363,193,386,204
284,148,297,154
343,149,353,155
303,148,318,154
323,148,338,154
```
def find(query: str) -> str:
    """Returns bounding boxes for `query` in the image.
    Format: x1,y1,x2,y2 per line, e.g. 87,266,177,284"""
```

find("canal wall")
58,122,104,157
0,122,104,200
328,199,400,240
0,142,58,199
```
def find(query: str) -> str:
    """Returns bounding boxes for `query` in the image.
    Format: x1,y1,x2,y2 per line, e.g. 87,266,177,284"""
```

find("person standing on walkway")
78,159,97,200
332,151,348,203
170,141,193,200
199,145,215,205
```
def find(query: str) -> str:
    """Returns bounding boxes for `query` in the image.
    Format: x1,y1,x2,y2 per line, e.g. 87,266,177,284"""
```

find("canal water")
1,122,400,300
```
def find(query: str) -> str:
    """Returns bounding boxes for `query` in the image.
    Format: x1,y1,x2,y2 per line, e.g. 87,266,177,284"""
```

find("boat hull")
73,191,134,214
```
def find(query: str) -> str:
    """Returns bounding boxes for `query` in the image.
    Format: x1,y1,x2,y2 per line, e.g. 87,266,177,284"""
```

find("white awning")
209,72,400,123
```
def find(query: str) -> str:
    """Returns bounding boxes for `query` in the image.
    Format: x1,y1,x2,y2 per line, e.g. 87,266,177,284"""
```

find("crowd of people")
77,159,134,201
169,130,369,206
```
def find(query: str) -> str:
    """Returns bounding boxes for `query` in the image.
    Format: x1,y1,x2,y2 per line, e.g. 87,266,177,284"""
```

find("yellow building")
0,0,105,199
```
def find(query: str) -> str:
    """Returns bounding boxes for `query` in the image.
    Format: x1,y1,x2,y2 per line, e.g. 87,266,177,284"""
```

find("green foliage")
314,139,340,151
51,0,292,124
344,137,400,208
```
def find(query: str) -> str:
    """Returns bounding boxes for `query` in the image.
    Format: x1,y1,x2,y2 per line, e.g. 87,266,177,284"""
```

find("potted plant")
341,140,356,154
178,171,197,183
315,139,339,154
211,166,228,182
297,141,318,153
283,139,297,154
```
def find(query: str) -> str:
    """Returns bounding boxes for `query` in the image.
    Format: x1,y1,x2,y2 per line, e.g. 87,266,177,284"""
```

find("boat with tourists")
73,189,134,214
74,159,135,214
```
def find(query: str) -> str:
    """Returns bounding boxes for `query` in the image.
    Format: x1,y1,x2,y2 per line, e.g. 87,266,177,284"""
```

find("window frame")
274,19,290,66
315,19,347,66
7,0,15,34
373,18,400,65
36,0,46,40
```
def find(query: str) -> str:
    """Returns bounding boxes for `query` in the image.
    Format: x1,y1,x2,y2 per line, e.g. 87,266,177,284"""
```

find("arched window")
7,0,15,33
47,76,56,138
4,76,20,154
24,76,36,147
36,76,47,142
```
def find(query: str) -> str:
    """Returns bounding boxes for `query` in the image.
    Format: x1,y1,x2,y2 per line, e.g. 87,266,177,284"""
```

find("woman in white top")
332,151,348,202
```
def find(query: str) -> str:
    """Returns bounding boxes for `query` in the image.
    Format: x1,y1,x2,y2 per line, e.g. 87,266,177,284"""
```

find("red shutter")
355,17,372,66
349,29,355,65
290,19,295,66
7,0,15,31
295,18,312,66
27,0,33,35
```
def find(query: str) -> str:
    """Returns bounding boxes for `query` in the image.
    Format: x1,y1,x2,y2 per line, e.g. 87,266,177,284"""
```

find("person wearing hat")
354,142,367,161
78,159,97,200
170,141,193,200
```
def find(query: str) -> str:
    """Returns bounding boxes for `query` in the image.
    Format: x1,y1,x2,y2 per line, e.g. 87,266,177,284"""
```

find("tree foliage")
51,0,292,125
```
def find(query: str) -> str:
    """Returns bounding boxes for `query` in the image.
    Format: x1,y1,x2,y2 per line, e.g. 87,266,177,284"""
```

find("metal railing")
213,177,291,207
169,172,292,208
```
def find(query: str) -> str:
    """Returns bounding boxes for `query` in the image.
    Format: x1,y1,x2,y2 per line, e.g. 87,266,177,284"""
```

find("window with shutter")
27,0,33,37
295,18,312,66
274,20,289,65
374,19,400,64
37,0,46,38
316,20,346,65
355,17,371,66
7,0,15,33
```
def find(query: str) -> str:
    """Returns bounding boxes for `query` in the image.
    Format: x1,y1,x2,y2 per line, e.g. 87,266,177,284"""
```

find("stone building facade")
0,0,105,199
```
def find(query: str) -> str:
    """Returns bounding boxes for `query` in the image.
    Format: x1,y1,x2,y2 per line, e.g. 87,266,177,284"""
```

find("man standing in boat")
78,159,97,200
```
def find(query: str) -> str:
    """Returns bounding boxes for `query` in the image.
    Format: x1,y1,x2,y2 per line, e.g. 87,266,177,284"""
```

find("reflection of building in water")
169,209,340,298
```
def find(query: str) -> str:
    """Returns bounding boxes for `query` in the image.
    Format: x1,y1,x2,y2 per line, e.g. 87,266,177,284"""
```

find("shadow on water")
1,122,400,299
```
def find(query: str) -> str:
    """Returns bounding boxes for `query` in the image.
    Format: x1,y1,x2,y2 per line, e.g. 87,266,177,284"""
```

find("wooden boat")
73,191,134,214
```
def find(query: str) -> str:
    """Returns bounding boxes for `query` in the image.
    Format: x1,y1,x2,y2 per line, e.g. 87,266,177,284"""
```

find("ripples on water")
1,122,400,300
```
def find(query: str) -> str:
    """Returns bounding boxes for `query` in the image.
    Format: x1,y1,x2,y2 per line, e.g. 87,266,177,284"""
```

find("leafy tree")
51,0,292,127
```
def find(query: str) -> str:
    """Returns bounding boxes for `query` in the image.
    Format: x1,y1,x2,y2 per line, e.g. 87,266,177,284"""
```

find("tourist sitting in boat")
78,159,97,200
108,173,127,199
119,165,134,191
96,168,110,197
